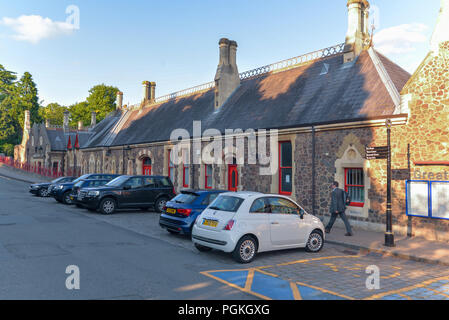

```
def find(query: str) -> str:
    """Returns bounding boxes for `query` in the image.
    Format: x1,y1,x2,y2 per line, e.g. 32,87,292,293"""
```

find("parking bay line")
201,255,362,300
364,275,449,300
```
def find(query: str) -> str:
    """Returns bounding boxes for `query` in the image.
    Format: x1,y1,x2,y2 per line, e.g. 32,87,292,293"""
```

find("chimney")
150,82,156,103
91,111,97,127
45,119,51,128
63,111,70,132
344,0,371,63
214,38,240,109
141,81,156,106
142,81,150,103
430,0,449,55
116,91,123,110
78,121,83,131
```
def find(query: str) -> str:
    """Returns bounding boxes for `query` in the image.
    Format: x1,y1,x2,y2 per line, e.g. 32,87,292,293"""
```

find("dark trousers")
326,211,353,234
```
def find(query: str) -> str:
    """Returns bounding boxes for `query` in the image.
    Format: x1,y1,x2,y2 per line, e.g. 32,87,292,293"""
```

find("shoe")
345,233,353,237
325,229,330,234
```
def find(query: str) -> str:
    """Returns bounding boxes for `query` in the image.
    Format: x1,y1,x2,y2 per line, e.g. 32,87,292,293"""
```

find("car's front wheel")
305,230,324,253
154,197,168,213
62,191,73,205
99,198,116,215
232,236,257,264
194,243,212,252
38,188,49,197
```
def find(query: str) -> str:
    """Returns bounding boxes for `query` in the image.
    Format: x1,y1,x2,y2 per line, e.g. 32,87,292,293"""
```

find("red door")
228,165,238,192
142,158,152,175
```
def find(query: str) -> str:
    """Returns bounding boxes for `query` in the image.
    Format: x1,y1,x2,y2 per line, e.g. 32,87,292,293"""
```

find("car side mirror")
299,209,305,220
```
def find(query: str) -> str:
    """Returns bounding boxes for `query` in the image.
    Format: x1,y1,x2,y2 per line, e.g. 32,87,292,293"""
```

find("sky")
0,0,442,107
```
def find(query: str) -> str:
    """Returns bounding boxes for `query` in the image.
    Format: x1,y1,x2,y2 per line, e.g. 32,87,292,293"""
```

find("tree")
69,84,118,127
0,68,41,155
68,101,89,127
39,103,68,126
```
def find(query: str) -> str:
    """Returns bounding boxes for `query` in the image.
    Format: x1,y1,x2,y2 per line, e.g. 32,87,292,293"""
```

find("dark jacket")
330,187,347,213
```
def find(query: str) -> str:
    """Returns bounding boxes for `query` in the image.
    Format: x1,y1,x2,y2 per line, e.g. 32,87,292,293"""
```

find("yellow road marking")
364,275,449,300
295,280,355,300
398,293,412,300
200,270,272,300
290,282,302,300
426,287,449,299
381,272,401,280
244,269,255,291
277,255,361,267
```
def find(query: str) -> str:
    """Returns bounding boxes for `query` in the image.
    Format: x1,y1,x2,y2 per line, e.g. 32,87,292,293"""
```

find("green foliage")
0,63,119,156
39,103,68,126
69,84,118,126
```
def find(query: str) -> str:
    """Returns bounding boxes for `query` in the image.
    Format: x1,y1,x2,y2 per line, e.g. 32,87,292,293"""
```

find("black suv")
77,175,176,215
70,179,110,207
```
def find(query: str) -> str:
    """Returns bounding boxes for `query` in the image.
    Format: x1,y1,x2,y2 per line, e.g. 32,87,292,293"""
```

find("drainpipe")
312,126,316,216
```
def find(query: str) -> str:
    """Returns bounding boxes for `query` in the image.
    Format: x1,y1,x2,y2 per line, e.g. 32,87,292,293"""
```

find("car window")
267,197,300,215
106,176,128,187
143,177,156,188
250,198,270,213
123,177,143,189
202,193,220,205
209,196,244,213
159,177,171,187
173,193,198,204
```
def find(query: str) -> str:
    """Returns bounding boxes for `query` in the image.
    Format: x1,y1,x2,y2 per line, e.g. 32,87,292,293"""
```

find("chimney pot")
63,111,70,132
91,111,97,127
116,91,123,110
344,0,371,62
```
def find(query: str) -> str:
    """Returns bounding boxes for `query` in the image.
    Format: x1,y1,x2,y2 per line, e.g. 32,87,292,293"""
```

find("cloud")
1,15,76,44
374,23,429,55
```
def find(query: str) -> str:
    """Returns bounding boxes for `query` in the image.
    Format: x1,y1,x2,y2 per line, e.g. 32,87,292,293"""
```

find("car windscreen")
105,176,129,187
208,196,244,213
52,177,64,183
73,174,90,183
73,181,84,188
172,193,198,204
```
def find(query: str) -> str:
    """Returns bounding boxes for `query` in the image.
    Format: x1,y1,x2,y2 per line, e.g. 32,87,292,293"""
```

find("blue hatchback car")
159,190,225,235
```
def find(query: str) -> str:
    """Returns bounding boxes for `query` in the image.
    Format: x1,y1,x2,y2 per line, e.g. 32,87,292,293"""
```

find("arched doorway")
228,158,238,192
142,157,152,175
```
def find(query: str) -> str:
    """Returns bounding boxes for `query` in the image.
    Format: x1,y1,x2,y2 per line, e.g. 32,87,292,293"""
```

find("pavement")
325,227,449,267
0,163,52,183
1,164,449,300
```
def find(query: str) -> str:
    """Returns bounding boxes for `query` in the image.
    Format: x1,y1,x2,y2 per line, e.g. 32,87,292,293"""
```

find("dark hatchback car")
29,176,76,197
50,174,120,205
77,175,176,215
70,179,110,207
159,190,225,235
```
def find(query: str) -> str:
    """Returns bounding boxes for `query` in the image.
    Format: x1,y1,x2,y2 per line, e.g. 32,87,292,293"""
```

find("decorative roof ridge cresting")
132,43,345,108
239,43,345,80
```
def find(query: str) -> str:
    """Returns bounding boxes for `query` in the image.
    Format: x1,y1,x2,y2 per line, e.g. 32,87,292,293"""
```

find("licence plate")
203,219,218,228
166,208,176,214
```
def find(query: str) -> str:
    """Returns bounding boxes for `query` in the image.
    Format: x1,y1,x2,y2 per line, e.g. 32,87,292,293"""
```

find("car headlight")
57,185,64,189
87,191,100,197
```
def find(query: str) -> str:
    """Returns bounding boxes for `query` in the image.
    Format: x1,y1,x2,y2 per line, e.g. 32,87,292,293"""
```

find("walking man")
325,181,353,236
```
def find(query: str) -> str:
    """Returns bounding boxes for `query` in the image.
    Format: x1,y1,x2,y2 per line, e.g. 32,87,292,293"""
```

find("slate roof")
46,128,93,151
83,48,411,149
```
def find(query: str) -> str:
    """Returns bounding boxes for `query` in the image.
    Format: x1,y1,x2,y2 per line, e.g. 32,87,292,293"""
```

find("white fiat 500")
191,192,325,263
